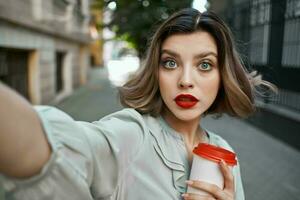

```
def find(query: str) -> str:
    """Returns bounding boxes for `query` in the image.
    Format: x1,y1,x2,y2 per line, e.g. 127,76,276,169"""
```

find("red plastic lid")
193,143,237,166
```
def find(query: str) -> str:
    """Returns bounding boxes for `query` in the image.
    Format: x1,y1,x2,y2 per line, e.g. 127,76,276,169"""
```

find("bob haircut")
119,8,270,118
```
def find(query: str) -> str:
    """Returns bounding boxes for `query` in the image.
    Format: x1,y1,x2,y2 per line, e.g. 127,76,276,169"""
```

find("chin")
170,108,204,122
162,100,209,122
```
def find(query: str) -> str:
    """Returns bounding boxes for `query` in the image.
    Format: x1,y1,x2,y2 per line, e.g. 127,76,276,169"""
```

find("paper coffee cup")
187,143,237,196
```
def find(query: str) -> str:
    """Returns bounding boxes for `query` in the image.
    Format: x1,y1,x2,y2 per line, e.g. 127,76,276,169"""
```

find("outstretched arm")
0,83,51,178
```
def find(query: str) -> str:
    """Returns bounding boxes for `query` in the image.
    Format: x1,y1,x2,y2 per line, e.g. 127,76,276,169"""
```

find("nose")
178,67,194,89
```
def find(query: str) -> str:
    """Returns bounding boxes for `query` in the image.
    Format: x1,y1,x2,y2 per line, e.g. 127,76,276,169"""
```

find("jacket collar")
142,114,186,170
142,114,188,193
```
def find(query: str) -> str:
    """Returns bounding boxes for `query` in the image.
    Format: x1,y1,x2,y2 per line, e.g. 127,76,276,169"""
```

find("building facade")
89,6,104,67
0,0,92,104
209,0,300,150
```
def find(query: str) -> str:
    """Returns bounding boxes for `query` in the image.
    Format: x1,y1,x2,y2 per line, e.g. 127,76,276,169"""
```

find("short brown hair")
118,8,273,118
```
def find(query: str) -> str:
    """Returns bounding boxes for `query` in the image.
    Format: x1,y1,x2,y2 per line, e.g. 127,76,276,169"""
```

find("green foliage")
94,0,193,57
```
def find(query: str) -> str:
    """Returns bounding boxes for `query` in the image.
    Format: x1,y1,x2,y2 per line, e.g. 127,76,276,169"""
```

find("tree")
94,0,193,58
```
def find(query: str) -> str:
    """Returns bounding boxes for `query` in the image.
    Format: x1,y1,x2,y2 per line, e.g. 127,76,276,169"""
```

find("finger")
186,180,225,199
182,193,216,200
219,160,234,192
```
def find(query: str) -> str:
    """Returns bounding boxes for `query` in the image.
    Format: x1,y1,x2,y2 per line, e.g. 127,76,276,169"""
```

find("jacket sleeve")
0,106,145,200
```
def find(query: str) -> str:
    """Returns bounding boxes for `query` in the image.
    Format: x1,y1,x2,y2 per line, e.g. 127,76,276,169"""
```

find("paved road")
56,67,123,121
57,67,300,200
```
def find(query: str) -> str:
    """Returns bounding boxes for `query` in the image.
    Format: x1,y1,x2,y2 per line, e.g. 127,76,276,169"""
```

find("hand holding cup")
183,143,237,200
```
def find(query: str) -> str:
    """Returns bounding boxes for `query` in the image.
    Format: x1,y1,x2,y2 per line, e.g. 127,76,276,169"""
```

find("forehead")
161,31,218,56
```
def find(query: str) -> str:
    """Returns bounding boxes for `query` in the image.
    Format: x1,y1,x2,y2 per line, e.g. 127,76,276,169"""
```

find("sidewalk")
57,68,300,200
56,67,123,121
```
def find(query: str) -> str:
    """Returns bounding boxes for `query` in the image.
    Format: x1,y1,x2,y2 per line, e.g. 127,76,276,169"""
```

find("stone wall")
0,0,92,104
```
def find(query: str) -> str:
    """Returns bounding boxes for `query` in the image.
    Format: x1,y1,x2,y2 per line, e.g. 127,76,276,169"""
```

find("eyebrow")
161,49,218,59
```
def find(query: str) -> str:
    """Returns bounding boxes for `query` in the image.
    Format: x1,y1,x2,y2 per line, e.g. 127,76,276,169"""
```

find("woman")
0,8,270,200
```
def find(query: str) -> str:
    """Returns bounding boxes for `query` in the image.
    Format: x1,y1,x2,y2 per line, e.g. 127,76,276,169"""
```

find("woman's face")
158,31,220,121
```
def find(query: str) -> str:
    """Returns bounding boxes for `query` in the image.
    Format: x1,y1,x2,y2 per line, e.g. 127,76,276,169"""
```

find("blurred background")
0,0,299,199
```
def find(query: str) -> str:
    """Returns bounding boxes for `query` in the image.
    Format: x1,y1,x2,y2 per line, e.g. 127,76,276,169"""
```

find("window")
282,0,300,68
249,0,271,65
55,52,65,93
0,48,29,99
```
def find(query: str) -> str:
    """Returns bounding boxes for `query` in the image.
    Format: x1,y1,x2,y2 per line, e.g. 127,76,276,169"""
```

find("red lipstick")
174,94,199,109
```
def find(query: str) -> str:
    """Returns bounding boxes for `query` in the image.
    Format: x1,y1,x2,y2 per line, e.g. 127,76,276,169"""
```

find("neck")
161,108,203,146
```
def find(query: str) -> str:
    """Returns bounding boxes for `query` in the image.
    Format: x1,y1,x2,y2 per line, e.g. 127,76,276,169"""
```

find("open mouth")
174,94,199,108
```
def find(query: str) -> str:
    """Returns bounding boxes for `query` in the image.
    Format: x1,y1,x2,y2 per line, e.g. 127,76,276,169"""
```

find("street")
56,67,300,200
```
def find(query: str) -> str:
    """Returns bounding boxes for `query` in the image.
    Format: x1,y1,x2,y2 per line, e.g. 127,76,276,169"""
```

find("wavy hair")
118,8,274,118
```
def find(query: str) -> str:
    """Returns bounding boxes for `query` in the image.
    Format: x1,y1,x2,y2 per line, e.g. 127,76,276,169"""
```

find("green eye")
199,62,212,71
162,60,177,69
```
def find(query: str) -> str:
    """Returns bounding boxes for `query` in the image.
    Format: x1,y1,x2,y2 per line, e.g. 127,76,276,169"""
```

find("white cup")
187,143,237,196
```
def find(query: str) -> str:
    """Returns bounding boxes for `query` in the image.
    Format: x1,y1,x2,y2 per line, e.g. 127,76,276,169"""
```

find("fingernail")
220,159,226,165
185,180,193,185
181,193,188,197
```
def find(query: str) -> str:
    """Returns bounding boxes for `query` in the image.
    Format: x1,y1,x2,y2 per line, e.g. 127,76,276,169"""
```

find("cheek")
159,71,171,92
199,73,220,100
158,72,166,96
158,72,164,91
158,71,176,104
